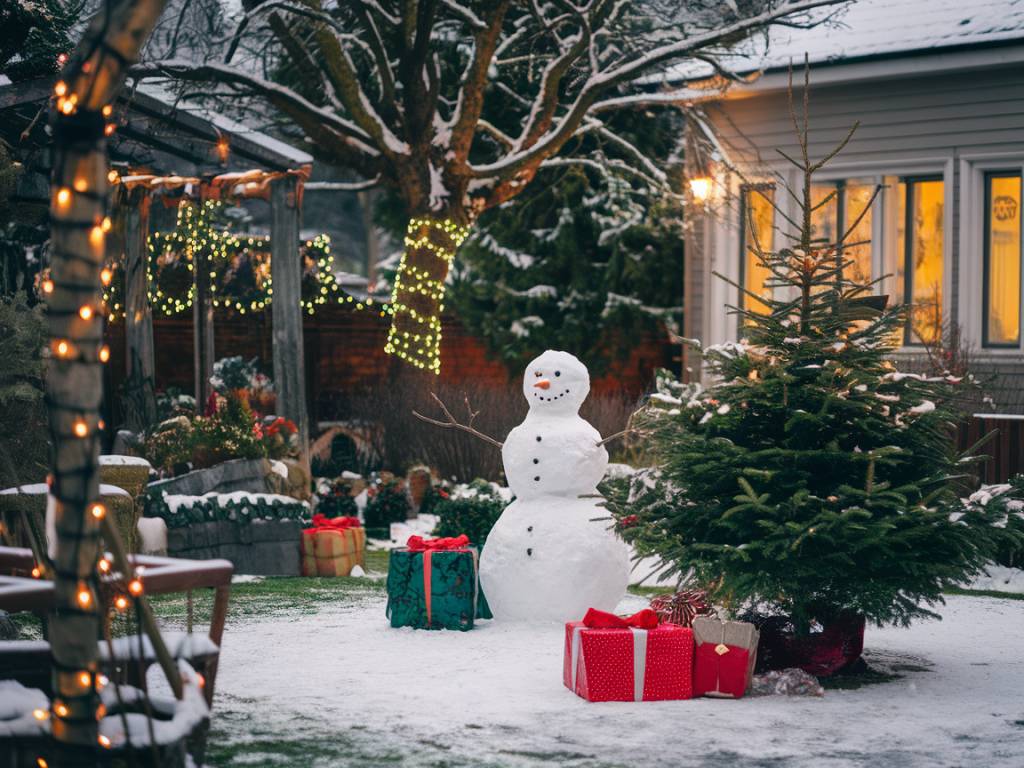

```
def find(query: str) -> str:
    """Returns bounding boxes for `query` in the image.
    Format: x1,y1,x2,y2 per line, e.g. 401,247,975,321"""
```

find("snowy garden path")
202,590,1024,767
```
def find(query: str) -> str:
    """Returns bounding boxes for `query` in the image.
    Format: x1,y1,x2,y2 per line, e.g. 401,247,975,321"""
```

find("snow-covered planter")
145,491,310,529
145,491,310,576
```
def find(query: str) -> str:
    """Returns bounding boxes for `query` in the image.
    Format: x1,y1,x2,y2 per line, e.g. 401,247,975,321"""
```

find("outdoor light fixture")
689,176,712,203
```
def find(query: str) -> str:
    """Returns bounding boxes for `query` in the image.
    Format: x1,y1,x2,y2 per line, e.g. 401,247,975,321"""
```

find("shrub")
432,480,511,548
316,478,359,519
363,478,411,528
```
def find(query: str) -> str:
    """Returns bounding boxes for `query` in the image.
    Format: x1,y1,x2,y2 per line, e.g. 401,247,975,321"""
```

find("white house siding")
695,52,1024,411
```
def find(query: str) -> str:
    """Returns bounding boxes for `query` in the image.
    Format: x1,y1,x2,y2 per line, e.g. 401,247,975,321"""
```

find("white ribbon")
571,625,584,692
570,625,648,701
630,627,648,702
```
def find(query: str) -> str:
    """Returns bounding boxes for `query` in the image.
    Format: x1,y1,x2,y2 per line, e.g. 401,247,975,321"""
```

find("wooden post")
124,188,156,429
270,175,310,465
193,204,215,408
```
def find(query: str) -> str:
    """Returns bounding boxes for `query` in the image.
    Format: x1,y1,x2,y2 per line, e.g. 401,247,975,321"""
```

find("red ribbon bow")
582,607,659,630
309,514,361,531
406,534,470,552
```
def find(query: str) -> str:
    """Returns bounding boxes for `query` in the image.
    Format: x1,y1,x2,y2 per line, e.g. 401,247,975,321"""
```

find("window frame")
981,170,1022,349
899,174,946,347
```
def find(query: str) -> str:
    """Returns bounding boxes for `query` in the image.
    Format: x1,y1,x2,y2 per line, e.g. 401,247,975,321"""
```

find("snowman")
477,350,630,621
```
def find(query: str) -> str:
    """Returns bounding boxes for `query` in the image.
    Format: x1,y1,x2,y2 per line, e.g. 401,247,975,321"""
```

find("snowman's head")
523,350,590,415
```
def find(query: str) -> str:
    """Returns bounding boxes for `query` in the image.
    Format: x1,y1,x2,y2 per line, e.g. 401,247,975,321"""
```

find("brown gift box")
301,526,366,577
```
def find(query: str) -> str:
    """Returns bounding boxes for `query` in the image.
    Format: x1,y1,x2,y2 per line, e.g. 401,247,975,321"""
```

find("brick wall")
104,305,677,422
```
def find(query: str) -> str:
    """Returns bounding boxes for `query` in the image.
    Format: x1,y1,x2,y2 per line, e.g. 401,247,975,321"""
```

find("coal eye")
555,371,561,377
534,371,542,377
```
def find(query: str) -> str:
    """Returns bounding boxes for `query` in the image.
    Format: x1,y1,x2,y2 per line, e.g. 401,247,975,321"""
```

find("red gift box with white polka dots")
563,621,695,702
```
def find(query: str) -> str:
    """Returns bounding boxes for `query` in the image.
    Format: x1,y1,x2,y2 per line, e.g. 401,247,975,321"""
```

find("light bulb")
79,305,93,320
73,420,88,438
56,187,71,207
689,176,712,202
99,346,110,363
90,503,105,520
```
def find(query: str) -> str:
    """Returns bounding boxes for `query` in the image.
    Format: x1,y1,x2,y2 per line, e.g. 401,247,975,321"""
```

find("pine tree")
607,81,1020,632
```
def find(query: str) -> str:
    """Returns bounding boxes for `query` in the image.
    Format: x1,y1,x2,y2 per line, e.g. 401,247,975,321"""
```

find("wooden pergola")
0,79,315,459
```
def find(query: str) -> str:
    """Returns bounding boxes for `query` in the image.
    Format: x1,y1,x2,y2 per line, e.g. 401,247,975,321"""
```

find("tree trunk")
47,0,167,755
384,214,470,373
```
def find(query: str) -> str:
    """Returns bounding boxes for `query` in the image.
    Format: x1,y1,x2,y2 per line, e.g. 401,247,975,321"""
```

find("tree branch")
412,393,504,449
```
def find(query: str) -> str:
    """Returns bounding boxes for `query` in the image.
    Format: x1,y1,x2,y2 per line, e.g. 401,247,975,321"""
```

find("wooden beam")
193,229,215,409
270,175,310,467
123,188,157,430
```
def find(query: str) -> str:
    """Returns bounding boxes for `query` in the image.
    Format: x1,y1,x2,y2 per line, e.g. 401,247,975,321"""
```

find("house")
684,0,1024,412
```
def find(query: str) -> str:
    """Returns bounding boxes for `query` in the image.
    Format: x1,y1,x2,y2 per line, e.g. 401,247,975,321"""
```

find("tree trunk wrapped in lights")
385,216,469,373
46,0,167,754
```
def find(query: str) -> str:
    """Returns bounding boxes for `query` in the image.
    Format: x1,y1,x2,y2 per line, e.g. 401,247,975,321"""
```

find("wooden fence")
958,415,1024,485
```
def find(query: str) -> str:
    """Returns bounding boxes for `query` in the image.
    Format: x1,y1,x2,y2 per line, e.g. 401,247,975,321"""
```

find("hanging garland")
102,200,391,320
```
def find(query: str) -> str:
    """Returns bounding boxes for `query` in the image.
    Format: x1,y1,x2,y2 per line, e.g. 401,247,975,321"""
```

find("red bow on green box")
406,534,470,552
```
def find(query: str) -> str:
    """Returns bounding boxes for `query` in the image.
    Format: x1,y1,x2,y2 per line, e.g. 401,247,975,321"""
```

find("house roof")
666,0,1024,83
0,77,311,176
753,0,1024,71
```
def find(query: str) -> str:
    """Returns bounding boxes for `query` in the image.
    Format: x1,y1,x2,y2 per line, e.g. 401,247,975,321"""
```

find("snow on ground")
199,591,1024,767
966,564,1024,594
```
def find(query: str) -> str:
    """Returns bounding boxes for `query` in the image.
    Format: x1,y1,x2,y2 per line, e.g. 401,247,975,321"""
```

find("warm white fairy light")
385,217,469,373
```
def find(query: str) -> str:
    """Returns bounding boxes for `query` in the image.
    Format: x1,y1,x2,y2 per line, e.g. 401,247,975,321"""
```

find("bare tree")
132,0,847,371
47,0,167,754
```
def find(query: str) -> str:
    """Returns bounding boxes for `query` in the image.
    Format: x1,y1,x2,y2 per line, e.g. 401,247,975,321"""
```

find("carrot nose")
534,379,551,390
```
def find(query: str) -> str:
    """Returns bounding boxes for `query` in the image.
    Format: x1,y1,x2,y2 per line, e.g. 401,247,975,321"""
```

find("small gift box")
301,514,366,577
692,617,759,699
386,534,485,631
564,608,694,702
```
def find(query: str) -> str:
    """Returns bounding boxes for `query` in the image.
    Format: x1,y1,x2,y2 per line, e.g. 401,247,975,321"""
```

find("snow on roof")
136,82,313,167
668,0,1024,80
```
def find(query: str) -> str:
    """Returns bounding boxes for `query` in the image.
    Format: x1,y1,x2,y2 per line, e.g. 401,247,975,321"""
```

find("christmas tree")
608,82,1020,633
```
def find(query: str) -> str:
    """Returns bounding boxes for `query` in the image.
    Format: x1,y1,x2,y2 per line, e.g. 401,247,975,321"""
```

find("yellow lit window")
897,178,944,344
810,180,874,288
984,172,1021,347
740,185,774,315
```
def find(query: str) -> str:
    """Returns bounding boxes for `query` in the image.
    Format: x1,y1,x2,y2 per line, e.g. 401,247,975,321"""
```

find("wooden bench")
0,546,233,708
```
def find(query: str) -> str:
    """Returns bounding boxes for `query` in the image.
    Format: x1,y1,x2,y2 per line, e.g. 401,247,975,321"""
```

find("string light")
99,345,110,363
98,557,111,573
89,225,104,250
385,217,469,374
78,671,92,688
76,584,92,607
102,201,391,321
78,305,93,320
114,596,128,611
54,703,68,718
31,566,41,578
33,708,48,721
55,187,71,208
54,339,71,357
41,278,54,294
98,735,111,748
90,503,105,520
73,419,88,438
73,178,88,193
128,578,143,596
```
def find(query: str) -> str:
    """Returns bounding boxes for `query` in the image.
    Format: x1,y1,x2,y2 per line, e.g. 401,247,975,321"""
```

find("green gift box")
386,541,491,630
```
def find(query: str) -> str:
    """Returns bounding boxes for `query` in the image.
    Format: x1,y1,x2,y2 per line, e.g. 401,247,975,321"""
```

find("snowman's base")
479,494,630,622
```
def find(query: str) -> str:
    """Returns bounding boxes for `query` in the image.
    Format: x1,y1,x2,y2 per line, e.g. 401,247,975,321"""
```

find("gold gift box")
301,527,366,577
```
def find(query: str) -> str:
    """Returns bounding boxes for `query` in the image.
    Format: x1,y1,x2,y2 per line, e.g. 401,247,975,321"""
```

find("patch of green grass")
944,587,1024,601
150,576,385,628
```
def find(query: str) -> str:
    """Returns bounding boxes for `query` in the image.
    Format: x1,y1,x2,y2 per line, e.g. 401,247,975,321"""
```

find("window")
984,172,1022,347
739,185,774,315
896,177,944,345
809,179,874,286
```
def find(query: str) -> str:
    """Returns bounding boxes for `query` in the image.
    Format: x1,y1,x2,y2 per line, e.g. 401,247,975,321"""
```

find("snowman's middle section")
502,414,608,500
